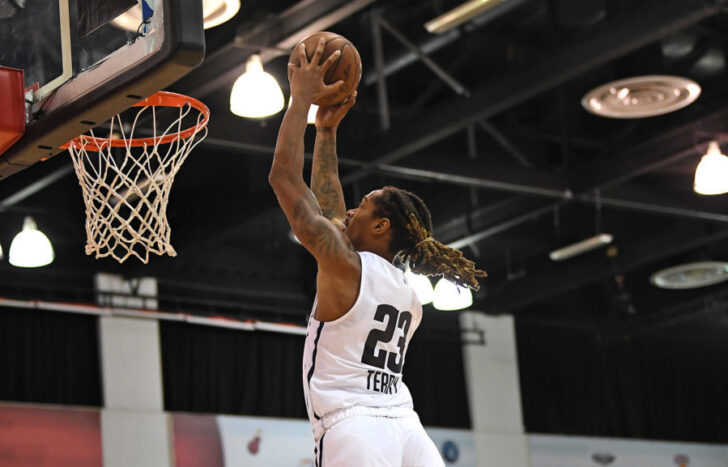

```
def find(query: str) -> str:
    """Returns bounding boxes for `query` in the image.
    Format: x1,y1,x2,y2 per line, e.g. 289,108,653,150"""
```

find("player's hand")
315,92,357,130
289,38,344,105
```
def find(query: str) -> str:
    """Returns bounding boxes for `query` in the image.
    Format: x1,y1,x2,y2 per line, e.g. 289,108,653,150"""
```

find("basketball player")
269,38,486,466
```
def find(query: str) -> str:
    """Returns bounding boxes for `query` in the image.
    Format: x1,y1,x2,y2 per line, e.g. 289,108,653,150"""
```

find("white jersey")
302,251,423,425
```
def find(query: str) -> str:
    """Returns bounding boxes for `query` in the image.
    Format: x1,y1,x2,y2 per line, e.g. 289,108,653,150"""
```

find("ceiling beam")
361,0,531,87
570,109,728,193
447,200,561,250
188,121,728,254
442,106,728,249
377,153,566,198
177,0,727,252
381,158,728,224
339,0,727,183
481,225,728,314
0,164,74,212
579,185,728,224
175,0,377,98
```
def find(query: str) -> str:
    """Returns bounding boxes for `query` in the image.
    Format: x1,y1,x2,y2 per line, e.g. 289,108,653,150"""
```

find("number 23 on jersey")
360,304,413,373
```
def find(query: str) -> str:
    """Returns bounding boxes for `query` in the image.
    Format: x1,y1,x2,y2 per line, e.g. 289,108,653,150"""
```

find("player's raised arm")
310,94,356,224
268,39,351,265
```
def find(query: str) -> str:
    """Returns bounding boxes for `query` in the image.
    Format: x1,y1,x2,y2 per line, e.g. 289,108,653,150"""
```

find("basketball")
288,31,362,107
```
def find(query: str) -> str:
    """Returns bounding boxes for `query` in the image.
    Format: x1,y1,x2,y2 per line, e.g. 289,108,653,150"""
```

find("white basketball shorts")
313,414,445,467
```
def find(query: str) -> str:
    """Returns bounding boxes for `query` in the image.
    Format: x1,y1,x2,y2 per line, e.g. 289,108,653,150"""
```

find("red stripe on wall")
172,413,224,467
0,403,102,466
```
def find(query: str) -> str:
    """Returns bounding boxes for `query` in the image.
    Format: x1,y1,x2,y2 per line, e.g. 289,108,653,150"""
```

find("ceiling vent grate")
651,261,728,289
582,75,701,118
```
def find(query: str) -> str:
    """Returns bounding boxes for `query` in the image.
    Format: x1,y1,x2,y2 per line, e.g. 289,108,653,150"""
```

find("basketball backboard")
0,0,205,179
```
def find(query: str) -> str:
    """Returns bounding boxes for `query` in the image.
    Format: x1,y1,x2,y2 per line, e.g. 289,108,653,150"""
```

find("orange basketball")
288,32,362,107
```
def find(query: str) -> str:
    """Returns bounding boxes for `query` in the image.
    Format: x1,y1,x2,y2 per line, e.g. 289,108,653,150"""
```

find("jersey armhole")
318,251,367,326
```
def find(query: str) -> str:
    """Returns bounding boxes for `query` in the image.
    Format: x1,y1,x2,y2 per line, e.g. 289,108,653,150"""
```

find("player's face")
344,189,383,247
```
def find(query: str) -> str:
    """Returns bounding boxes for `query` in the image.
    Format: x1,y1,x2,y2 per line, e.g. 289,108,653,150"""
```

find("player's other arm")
310,95,356,224
269,99,349,266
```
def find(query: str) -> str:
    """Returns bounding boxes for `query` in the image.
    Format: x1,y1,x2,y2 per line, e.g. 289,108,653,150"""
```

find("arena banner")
529,434,728,467
6,402,727,466
426,426,477,466
172,412,476,466
0,403,102,466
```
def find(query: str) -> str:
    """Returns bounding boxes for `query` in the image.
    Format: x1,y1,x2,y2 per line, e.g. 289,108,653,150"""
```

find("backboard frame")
0,0,205,179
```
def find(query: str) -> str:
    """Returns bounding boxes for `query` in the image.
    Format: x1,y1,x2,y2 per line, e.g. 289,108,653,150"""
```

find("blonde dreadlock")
373,187,487,291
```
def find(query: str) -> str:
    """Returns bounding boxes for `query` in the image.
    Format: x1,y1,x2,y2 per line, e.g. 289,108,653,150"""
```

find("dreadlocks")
372,186,487,291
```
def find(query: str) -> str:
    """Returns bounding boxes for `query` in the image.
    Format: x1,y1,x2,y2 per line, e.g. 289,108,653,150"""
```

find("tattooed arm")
310,95,356,223
269,40,360,321
269,38,347,262
268,42,361,314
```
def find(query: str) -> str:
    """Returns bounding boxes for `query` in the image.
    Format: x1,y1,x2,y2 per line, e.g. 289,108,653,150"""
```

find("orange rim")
61,91,210,151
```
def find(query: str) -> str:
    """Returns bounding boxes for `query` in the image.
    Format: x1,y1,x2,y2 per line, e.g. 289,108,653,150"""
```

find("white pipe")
425,0,507,34
549,233,614,261
254,321,308,336
186,315,256,331
0,296,306,335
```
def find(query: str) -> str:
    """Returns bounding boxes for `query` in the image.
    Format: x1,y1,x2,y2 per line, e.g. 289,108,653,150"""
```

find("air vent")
582,75,701,118
650,261,728,289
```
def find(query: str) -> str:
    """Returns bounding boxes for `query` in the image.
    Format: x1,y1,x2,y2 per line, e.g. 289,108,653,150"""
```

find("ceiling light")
9,217,55,268
404,270,434,305
230,54,285,119
112,0,240,31
694,141,728,195
288,97,318,125
549,233,613,261
651,261,728,289
582,75,701,118
425,0,506,34
200,0,241,28
432,278,472,311
0,241,3,260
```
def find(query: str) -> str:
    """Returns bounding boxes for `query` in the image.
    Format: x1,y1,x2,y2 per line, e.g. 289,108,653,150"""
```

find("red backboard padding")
0,67,25,156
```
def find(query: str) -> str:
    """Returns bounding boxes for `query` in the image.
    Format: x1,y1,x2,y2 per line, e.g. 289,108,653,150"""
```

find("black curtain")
160,311,471,428
160,321,308,418
405,310,471,428
516,317,728,442
0,306,102,406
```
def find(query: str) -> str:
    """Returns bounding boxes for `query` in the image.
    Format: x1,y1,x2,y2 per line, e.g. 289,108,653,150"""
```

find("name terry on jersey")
366,369,400,394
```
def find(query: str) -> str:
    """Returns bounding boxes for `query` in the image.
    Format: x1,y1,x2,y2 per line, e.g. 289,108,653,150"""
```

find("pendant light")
113,0,241,31
230,55,285,119
404,269,434,305
9,217,55,268
694,141,728,195
432,278,472,311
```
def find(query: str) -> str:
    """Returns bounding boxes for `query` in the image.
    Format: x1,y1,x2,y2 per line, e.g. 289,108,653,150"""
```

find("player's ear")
373,217,390,235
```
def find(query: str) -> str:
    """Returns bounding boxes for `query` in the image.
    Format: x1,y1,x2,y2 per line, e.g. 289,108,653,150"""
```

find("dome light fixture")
9,217,55,268
651,261,728,289
582,75,701,119
112,0,241,31
230,55,285,119
404,270,434,305
694,141,728,195
432,278,472,311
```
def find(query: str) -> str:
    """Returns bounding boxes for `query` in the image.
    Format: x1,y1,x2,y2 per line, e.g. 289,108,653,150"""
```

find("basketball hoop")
63,91,209,263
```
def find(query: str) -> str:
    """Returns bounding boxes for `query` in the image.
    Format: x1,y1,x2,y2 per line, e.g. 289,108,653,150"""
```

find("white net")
67,93,208,263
